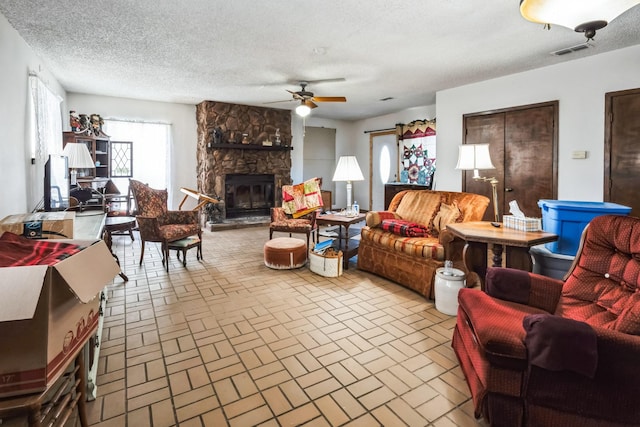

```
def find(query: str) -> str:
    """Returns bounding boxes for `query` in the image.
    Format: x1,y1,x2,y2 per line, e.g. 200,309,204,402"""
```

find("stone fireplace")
195,101,293,220
225,173,275,218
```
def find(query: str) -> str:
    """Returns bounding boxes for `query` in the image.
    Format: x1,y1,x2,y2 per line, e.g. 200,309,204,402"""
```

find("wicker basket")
309,248,343,277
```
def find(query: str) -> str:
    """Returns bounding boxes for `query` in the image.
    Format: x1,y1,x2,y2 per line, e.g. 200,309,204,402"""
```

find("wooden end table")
316,213,366,270
446,221,558,288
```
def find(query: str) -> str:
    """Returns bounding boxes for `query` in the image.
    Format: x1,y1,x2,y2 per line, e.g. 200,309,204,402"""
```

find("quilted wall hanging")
396,119,436,186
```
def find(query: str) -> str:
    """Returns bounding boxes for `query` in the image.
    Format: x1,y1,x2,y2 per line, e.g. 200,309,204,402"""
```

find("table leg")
505,246,534,271
462,241,488,290
343,224,350,270
491,244,503,267
75,350,89,427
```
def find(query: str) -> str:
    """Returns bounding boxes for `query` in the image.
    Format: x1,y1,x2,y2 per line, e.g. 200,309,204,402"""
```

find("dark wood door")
605,88,640,217
463,102,558,221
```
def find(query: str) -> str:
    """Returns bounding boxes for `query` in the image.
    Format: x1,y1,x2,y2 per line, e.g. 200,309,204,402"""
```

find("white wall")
0,13,66,218
66,94,197,209
348,105,437,209
436,44,640,201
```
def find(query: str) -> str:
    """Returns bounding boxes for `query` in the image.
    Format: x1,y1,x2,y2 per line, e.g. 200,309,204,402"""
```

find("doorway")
303,127,336,202
369,130,398,211
462,101,558,220
605,87,640,217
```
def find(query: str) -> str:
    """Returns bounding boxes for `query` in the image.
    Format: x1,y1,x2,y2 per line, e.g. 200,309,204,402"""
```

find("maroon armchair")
129,179,200,271
452,214,640,427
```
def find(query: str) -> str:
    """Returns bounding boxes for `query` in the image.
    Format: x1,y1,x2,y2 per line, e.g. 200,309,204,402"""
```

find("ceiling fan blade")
263,99,294,105
286,89,304,100
287,77,345,85
312,96,346,103
305,100,318,109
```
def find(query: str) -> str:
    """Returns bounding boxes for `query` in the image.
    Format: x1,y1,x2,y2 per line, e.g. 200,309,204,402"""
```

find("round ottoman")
264,237,307,269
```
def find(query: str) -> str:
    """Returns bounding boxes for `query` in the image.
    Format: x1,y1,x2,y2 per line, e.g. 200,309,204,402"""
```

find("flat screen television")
44,154,70,211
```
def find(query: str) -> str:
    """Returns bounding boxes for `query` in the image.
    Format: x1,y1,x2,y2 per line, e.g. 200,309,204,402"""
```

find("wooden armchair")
269,207,317,249
129,179,200,271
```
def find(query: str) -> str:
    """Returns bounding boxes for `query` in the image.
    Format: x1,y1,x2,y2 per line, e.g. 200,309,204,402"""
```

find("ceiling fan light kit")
296,103,311,117
269,80,347,117
519,0,640,39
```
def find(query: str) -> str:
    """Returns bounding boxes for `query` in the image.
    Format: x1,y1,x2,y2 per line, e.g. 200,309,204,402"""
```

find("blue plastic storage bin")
538,200,631,256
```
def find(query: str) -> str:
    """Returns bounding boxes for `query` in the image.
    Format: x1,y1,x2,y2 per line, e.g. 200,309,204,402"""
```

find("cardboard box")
0,239,119,398
0,212,75,240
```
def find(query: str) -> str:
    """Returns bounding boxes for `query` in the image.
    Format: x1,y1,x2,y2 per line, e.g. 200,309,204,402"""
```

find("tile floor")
86,226,488,427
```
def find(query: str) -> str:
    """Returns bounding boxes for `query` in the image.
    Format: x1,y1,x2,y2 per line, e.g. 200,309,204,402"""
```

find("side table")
446,221,558,288
102,216,135,282
316,213,366,270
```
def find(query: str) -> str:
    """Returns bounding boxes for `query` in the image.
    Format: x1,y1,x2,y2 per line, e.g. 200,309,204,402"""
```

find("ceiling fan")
266,79,347,116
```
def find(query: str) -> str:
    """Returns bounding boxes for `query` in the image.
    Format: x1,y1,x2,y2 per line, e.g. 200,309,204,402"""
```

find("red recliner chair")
452,214,640,427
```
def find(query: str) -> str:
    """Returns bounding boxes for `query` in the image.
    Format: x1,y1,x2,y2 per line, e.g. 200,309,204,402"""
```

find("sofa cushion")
361,227,444,260
432,201,464,234
380,219,431,237
394,190,442,228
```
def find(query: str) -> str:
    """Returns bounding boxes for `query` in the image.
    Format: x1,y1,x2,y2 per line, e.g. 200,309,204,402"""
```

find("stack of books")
312,239,334,255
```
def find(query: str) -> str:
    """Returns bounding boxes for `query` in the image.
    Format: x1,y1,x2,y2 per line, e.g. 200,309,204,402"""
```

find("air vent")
551,42,592,56
380,97,394,101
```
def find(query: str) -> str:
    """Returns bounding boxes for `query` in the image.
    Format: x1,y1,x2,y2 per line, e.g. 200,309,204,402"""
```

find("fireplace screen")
225,174,275,218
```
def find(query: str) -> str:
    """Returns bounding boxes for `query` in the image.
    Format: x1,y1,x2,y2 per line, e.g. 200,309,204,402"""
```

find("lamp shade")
520,0,640,38
62,143,95,168
455,144,495,171
332,156,364,182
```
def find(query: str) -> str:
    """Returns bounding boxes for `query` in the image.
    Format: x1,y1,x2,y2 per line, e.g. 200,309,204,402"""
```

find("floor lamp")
62,143,95,186
456,144,500,223
332,156,364,212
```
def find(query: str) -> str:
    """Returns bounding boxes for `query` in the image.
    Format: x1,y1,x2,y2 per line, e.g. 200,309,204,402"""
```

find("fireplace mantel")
209,143,293,151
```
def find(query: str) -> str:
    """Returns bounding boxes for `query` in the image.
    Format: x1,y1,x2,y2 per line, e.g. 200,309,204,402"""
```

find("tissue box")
503,215,542,232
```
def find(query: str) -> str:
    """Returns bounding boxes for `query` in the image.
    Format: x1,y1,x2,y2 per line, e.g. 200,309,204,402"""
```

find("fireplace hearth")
225,174,275,218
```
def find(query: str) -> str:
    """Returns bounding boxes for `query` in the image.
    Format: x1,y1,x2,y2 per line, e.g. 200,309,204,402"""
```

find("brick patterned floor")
86,225,489,427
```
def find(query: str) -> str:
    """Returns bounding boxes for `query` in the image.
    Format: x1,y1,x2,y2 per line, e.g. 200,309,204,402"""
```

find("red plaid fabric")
379,219,431,237
0,232,84,266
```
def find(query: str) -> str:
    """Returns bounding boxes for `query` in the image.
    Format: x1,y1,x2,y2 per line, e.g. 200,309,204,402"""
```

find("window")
103,120,170,194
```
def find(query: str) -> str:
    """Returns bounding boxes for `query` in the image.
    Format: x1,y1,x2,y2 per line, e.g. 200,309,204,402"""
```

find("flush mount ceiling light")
520,0,640,40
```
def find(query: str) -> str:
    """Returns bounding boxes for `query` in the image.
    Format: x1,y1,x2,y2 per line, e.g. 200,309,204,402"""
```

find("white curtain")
28,75,63,210
103,120,170,197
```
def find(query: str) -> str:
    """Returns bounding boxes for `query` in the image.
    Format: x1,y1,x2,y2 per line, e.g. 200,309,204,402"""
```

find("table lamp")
455,144,500,223
332,155,364,211
62,143,95,185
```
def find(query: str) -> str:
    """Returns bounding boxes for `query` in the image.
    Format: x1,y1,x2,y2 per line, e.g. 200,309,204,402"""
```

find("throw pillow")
366,211,400,228
282,178,323,218
432,201,463,234
380,219,431,237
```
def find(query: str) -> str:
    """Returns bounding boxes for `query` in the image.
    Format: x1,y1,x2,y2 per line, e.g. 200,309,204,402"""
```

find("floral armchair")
129,179,200,271
269,208,317,249
452,214,640,427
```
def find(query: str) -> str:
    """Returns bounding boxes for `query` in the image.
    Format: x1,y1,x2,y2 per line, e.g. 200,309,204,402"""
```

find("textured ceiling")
1,1,639,120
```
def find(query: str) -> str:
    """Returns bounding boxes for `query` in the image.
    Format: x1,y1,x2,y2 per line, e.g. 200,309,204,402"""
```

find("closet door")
605,88,640,217
463,102,558,221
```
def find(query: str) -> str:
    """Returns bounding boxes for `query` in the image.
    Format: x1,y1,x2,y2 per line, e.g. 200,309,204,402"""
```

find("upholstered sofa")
453,214,640,427
357,190,489,299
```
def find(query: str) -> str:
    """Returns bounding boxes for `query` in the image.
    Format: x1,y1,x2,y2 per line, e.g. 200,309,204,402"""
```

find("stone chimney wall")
195,101,293,203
